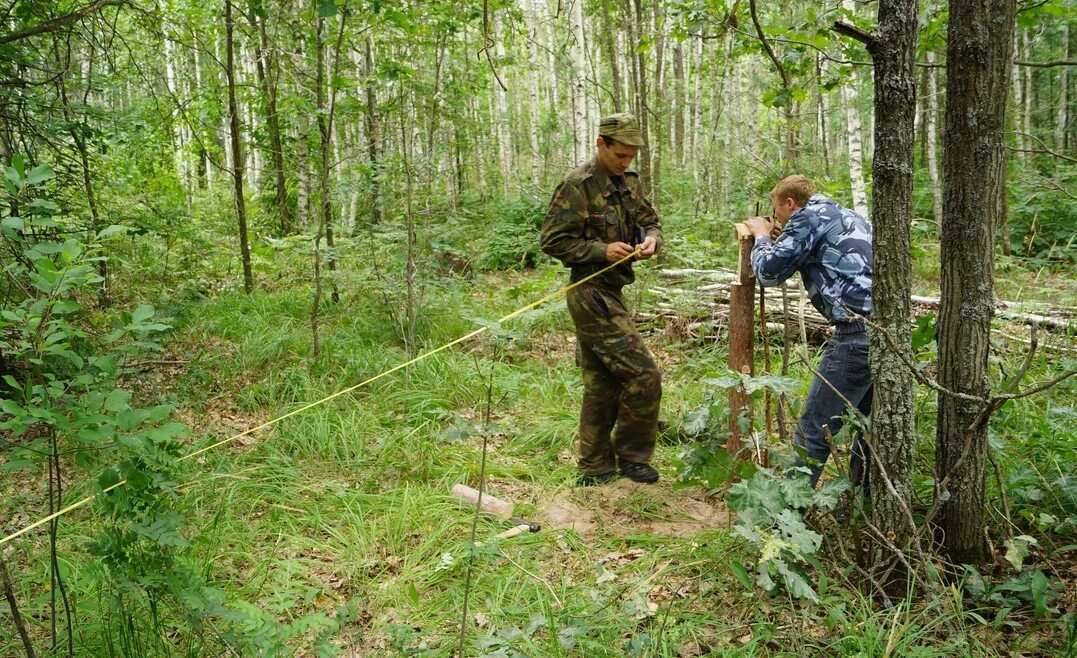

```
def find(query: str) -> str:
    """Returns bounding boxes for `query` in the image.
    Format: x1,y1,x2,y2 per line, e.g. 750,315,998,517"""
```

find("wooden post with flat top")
727,222,755,458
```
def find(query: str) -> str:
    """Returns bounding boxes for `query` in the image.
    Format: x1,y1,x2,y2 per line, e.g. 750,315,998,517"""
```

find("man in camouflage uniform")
540,113,663,485
745,175,874,493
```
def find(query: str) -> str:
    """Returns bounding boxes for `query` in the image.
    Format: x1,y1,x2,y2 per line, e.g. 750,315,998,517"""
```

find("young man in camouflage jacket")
540,113,663,485
745,175,874,493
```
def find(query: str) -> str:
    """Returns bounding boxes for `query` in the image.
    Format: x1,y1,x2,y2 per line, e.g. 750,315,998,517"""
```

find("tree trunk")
362,38,383,226
836,0,918,593
162,22,189,194
253,13,290,235
1011,32,1025,164
691,34,704,180
315,13,344,304
867,0,918,590
225,0,253,294
191,33,210,188
57,62,107,303
926,50,943,226
817,53,830,173
936,0,1015,566
545,13,560,111
651,3,665,210
569,0,588,165
296,112,311,229
674,40,685,166
749,0,796,167
527,24,541,186
0,556,36,658
1056,23,1070,150
840,1,870,217
493,15,512,192
631,0,651,191
599,0,622,110
1022,29,1033,145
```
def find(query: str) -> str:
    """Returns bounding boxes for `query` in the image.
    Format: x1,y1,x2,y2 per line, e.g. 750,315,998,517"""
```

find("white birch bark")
569,0,588,164
493,16,512,192
216,34,233,186
527,21,542,185
296,112,310,229
1023,29,1033,143
162,22,189,191
840,0,869,217
1012,31,1025,163
244,47,261,192
817,53,830,171
926,50,943,224
1056,23,1069,150
691,33,704,180
545,15,560,110
192,29,211,183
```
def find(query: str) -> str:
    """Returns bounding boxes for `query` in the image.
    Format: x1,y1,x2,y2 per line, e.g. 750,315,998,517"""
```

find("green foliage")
439,194,547,272
728,468,849,602
674,372,798,488
961,565,1063,623
1008,467,1077,538
1007,178,1077,266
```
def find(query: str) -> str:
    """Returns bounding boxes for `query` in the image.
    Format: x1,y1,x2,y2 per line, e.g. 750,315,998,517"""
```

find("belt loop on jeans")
834,320,867,335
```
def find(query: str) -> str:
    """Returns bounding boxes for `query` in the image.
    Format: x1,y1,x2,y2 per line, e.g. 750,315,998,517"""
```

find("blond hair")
770,175,817,208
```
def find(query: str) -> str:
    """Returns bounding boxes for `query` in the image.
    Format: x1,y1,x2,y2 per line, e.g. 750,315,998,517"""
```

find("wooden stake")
728,223,755,458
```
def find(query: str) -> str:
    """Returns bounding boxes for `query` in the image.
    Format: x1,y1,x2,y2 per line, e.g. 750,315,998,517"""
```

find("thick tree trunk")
836,0,918,593
866,0,918,590
936,0,1015,566
225,0,253,294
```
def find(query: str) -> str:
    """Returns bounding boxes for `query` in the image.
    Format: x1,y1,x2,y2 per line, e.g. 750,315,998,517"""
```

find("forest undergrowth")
2,188,1074,657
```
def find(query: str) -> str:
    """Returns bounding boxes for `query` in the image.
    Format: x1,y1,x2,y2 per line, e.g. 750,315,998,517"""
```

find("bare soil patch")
543,477,729,538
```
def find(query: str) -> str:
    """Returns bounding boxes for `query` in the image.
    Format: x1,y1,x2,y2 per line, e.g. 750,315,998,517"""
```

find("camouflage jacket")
539,157,662,289
751,194,873,324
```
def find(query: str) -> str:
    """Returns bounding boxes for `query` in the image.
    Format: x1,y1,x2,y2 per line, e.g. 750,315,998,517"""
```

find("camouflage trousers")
566,283,662,476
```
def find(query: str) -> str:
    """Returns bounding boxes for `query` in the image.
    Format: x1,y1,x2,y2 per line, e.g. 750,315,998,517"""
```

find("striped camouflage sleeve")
539,181,608,265
750,215,814,287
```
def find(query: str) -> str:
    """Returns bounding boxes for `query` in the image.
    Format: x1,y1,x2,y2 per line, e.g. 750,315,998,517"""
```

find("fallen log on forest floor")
640,268,1076,344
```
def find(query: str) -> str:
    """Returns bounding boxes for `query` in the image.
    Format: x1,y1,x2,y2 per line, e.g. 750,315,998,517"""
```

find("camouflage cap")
598,113,645,147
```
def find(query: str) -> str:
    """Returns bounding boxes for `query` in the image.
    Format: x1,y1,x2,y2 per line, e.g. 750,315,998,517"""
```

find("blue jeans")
794,323,873,493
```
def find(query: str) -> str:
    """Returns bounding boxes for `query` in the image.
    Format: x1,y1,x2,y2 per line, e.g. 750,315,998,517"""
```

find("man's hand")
745,215,775,239
605,241,635,262
636,235,657,260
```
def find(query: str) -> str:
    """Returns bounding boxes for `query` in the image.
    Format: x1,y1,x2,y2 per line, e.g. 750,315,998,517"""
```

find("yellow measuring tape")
0,249,642,547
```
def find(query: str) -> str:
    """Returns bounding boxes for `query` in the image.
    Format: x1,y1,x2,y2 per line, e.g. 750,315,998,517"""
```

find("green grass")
2,202,1075,657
